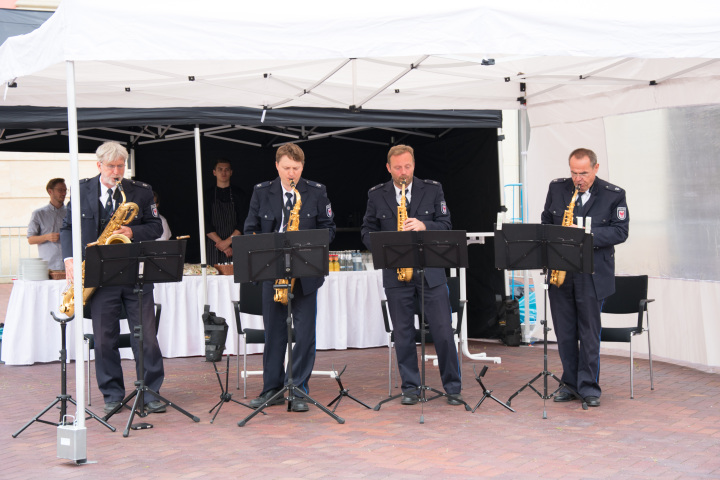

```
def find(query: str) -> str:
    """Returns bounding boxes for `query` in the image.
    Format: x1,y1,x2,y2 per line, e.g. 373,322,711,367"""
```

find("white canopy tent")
1,1,718,115
2,0,720,439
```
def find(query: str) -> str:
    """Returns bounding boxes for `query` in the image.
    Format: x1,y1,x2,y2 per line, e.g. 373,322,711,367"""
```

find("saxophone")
397,180,413,282
274,181,301,305
549,186,579,287
59,182,139,317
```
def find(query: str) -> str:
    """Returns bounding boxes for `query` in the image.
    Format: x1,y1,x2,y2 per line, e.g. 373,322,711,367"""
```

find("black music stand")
495,223,593,418
370,230,472,423
232,230,345,426
84,240,200,436
12,312,116,438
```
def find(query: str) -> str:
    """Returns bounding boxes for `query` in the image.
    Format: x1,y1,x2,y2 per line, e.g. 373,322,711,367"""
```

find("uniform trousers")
385,277,461,395
548,271,603,398
260,280,317,396
90,283,164,403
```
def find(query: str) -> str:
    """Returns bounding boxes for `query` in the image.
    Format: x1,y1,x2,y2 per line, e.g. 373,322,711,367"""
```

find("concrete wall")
0,151,97,280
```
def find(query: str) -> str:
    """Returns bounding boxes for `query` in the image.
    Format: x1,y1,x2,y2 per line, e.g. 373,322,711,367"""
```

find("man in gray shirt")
27,178,67,271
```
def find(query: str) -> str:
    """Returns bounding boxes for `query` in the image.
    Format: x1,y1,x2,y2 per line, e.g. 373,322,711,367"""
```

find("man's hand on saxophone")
112,225,134,239
402,217,427,231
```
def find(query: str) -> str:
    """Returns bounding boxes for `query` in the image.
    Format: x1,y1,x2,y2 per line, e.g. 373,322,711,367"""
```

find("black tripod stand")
84,241,200,436
234,229,344,426
496,223,593,418
471,365,514,413
203,307,260,423
208,354,259,423
370,230,472,423
327,365,372,413
12,312,115,438
106,285,200,436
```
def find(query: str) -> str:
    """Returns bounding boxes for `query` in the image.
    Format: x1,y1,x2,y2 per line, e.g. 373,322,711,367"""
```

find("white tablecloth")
1,271,387,365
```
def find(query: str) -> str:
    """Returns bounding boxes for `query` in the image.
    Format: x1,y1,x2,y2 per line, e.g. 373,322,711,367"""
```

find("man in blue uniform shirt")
361,144,463,406
541,147,629,407
61,141,164,415
243,143,335,413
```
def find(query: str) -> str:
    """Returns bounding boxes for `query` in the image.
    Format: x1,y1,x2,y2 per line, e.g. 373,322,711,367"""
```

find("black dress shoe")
446,393,464,406
585,396,601,407
146,400,166,413
291,399,309,412
553,391,575,402
103,401,121,414
249,389,284,409
401,392,419,405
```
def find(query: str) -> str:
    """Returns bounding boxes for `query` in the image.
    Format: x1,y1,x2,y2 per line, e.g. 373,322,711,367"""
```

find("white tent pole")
518,107,532,342
497,126,510,298
194,126,208,305
66,60,86,431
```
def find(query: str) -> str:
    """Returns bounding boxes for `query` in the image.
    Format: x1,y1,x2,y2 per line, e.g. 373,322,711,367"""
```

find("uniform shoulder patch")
255,181,272,189
423,179,440,185
80,178,91,184
368,183,384,193
552,177,568,183
303,178,323,189
128,179,151,190
603,183,624,193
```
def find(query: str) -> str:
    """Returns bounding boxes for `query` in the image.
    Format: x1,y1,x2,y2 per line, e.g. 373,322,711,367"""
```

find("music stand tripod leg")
471,366,515,413
326,365,372,413
12,314,116,438
505,275,588,415
238,285,344,426
209,354,258,424
105,287,200,436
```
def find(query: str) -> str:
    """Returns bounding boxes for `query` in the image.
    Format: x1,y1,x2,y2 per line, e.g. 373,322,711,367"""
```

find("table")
1,270,387,365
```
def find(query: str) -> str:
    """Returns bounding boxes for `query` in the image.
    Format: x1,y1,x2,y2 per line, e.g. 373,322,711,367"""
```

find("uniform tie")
103,188,114,219
285,192,294,210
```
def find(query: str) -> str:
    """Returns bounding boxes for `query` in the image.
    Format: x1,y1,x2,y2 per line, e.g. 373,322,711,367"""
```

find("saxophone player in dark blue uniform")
243,143,335,413
541,148,630,407
60,141,164,415
361,144,463,406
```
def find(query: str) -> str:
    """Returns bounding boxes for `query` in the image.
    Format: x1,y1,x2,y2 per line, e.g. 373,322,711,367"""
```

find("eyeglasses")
570,171,592,178
102,163,125,171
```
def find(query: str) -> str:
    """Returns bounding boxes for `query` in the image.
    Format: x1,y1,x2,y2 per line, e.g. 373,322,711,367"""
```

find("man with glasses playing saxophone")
243,143,335,413
361,144,463,406
542,147,629,408
60,141,163,415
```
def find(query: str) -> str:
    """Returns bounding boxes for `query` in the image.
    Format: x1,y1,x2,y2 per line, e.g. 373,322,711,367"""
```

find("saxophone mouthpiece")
290,180,296,189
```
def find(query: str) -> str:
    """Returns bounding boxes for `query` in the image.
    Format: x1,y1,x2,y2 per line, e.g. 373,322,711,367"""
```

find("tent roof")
0,0,719,128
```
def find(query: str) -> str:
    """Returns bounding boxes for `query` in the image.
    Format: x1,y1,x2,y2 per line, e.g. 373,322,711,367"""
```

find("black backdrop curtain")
135,127,503,338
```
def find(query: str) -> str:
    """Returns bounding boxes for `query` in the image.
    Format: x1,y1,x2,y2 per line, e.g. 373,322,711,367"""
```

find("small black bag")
202,310,228,362
498,298,522,347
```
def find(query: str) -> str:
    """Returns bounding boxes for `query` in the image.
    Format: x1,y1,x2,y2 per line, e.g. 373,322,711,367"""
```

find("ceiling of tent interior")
0,107,501,151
